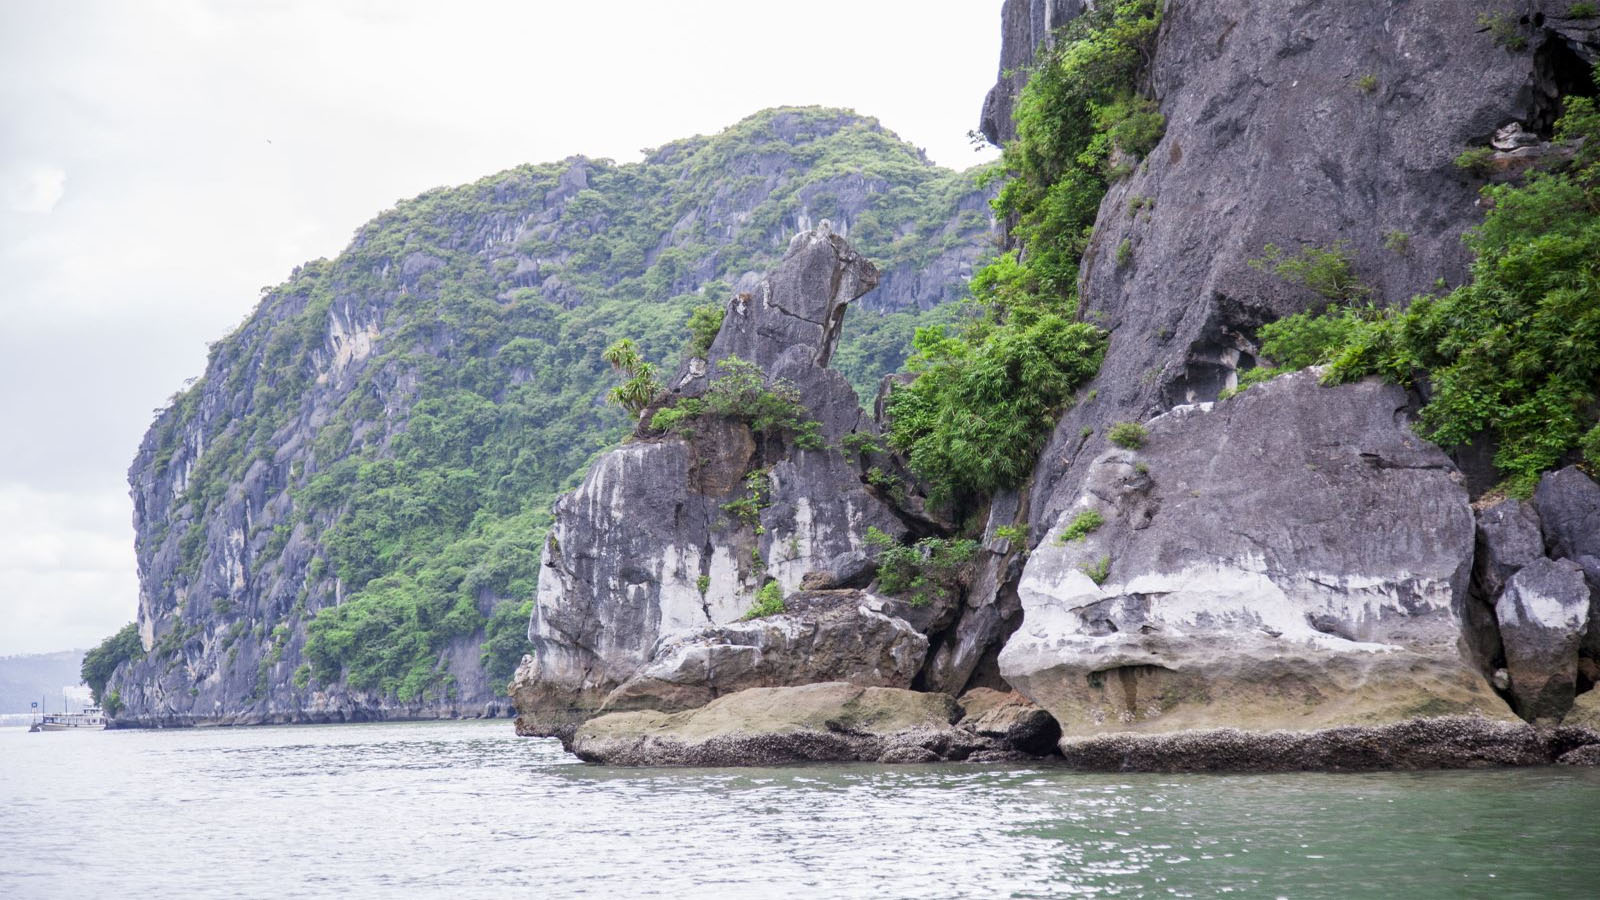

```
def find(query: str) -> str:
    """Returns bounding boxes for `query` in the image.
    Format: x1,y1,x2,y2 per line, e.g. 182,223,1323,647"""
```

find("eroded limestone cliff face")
1028,0,1552,527
996,0,1599,744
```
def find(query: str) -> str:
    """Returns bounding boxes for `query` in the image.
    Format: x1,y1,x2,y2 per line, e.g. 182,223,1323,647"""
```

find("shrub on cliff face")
1249,242,1372,305
1107,421,1148,449
603,338,664,418
884,1,1158,511
865,527,979,608
743,581,786,619
1251,93,1600,494
82,623,143,706
995,0,1165,309
651,357,824,449
685,303,724,358
1058,509,1105,542
887,315,1105,506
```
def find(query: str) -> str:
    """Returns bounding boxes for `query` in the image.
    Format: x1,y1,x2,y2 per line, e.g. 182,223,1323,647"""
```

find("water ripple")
2,721,1597,899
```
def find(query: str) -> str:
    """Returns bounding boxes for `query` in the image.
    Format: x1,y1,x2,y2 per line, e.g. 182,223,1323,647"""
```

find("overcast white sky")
0,0,1004,655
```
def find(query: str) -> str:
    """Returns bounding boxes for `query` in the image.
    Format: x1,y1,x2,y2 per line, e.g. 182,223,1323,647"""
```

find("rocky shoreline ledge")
109,699,514,728
542,681,1600,771
561,683,1059,766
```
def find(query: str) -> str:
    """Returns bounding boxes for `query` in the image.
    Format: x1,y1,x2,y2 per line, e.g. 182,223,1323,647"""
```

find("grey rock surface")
978,0,1085,147
919,491,1029,695
598,591,928,714
1000,372,1508,735
1024,0,1553,537
1474,499,1547,600
1533,466,1600,660
1465,498,1547,680
1496,557,1592,720
1055,717,1553,773
566,682,1026,766
515,229,909,734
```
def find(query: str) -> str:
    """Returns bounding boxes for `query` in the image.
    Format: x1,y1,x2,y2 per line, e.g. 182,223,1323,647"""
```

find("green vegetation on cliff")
993,0,1164,309
648,357,823,449
82,623,142,707
126,107,993,706
1246,92,1600,493
885,0,1161,510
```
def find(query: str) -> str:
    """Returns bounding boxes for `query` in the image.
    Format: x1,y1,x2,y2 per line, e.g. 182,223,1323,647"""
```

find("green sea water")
2,719,1595,898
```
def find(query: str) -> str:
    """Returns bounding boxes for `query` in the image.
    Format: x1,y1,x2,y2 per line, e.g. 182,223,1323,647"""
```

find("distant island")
0,649,88,715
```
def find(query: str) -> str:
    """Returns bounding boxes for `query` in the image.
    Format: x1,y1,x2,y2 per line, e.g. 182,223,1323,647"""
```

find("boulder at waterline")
567,682,1021,766
1558,744,1600,766
1564,689,1600,733
956,687,1061,757
1496,558,1592,721
595,590,929,715
999,371,1510,737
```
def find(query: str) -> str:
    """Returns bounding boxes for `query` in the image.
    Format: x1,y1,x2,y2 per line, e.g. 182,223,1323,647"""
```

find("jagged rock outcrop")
673,225,879,442
515,228,912,735
1496,558,1592,720
978,0,1084,147
1000,371,1509,736
566,682,1037,766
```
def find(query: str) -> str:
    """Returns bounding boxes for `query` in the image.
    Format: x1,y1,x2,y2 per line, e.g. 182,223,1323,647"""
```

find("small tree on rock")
602,339,663,418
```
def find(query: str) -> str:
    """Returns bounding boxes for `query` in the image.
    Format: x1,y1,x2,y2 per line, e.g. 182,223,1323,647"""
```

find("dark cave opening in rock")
1529,29,1598,137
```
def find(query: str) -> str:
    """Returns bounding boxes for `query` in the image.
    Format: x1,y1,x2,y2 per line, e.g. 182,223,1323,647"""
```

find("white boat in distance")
30,706,106,732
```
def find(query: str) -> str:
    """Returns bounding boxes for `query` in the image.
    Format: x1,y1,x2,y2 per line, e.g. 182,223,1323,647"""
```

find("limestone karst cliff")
103,108,995,726
998,0,1600,746
512,0,1600,768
